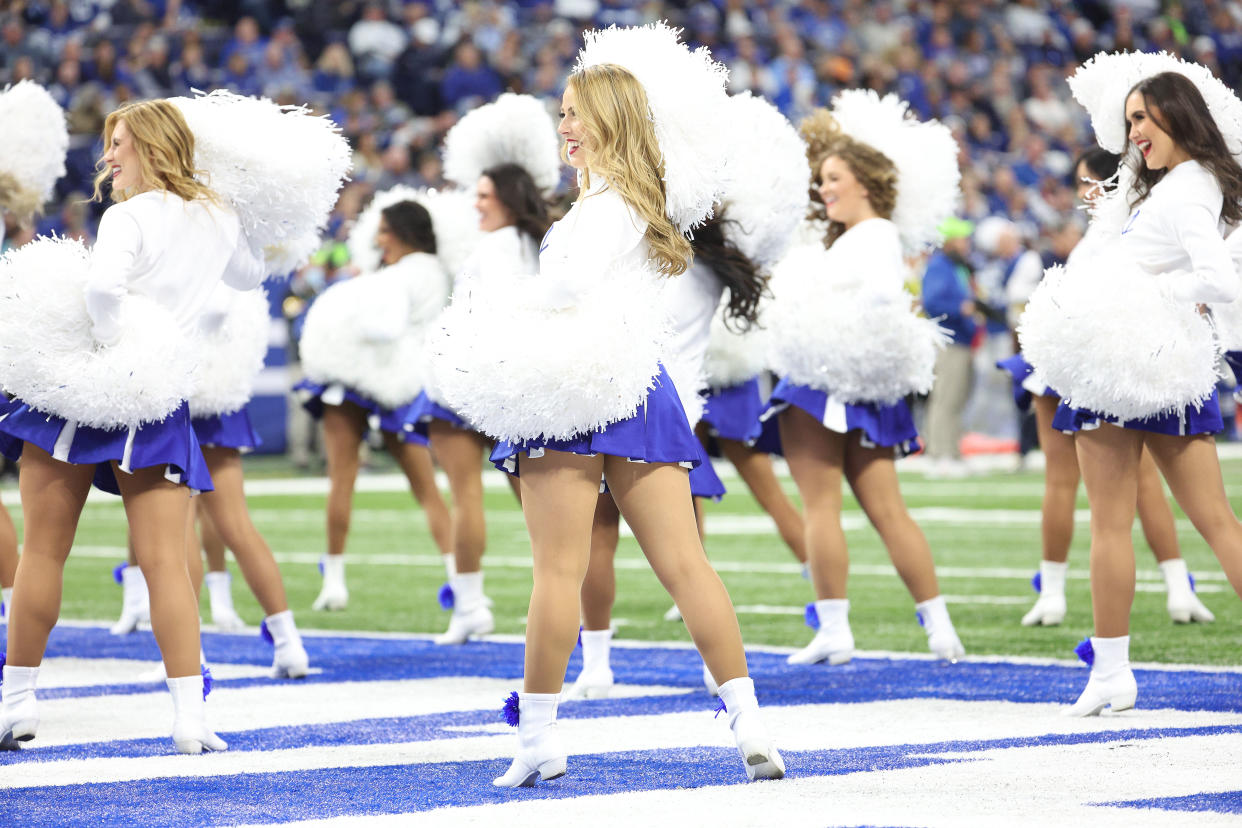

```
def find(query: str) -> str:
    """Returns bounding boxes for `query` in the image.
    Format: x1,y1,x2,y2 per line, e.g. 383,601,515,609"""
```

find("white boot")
435,571,494,645
111,565,150,635
205,571,246,631
1,586,12,622
492,692,566,787
788,599,854,665
0,665,39,749
167,673,228,754
263,610,310,679
312,555,347,611
703,661,719,697
716,677,784,781
1160,559,1215,624
1021,561,1068,626
567,628,614,700
916,595,965,661
1066,635,1137,717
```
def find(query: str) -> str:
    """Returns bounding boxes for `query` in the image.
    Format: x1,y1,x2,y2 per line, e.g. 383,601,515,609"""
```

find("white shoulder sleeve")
540,189,647,308
84,204,143,346
1167,189,1237,304
222,226,267,292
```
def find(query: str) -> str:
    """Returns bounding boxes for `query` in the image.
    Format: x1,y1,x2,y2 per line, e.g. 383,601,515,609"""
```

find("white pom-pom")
348,186,483,279
1020,253,1220,421
0,81,68,216
428,269,670,443
576,22,730,233
765,244,948,404
189,289,271,417
442,93,562,195
827,90,961,253
719,93,809,269
1211,224,1242,350
172,90,351,276
0,236,196,427
1068,51,1242,162
703,299,768,388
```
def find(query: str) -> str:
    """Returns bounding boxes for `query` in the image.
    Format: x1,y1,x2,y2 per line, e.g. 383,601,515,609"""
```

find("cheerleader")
1004,146,1213,628
0,99,263,752
762,92,965,666
415,93,557,644
0,500,13,625
297,199,453,612
1023,58,1242,716
429,25,784,785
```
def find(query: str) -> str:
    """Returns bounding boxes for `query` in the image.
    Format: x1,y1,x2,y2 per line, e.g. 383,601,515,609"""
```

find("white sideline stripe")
62,543,1233,586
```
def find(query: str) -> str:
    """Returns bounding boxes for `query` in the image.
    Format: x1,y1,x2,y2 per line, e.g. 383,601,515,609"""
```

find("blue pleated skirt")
751,378,921,458
1052,390,1224,436
0,396,213,494
996,353,1056,412
689,440,726,501
403,391,471,441
491,363,703,476
294,379,428,445
1225,351,1242,387
701,379,765,443
192,408,261,452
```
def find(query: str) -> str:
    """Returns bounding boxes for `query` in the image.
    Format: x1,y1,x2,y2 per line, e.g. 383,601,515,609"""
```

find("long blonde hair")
567,64,690,276
92,99,219,204
800,109,897,249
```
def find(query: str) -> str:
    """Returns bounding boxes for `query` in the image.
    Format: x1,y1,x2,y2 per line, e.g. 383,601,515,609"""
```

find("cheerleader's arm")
1168,202,1240,304
540,192,646,308
84,206,142,346
221,227,267,291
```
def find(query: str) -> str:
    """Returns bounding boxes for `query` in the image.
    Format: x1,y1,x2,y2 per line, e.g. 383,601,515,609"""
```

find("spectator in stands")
440,41,503,114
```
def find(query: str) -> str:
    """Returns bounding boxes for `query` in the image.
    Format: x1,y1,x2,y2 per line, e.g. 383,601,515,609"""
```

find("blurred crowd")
4,0,1242,458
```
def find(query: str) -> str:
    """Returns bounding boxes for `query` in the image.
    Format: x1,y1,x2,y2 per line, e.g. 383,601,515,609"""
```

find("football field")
2,449,1241,825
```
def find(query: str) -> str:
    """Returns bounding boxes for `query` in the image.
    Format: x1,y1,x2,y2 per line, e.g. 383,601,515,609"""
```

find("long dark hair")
481,162,550,245
1072,146,1121,187
691,211,767,333
1124,71,1242,224
381,199,437,254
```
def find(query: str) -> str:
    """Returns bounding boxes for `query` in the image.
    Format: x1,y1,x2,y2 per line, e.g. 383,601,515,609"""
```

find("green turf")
3,451,1241,666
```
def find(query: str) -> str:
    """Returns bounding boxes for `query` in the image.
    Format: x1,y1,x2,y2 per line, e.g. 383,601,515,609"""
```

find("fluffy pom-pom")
113,561,128,585
300,254,449,409
502,691,520,727
201,665,214,700
189,288,270,417
1210,225,1242,351
718,93,809,269
823,90,961,253
1031,571,1042,594
765,244,948,404
0,236,196,428
804,602,820,630
1019,253,1220,421
0,81,68,219
348,186,482,279
703,299,769,388
438,583,455,611
1069,51,1242,161
442,93,561,195
428,268,670,443
1075,638,1095,667
264,231,324,280
575,22,730,233
172,90,350,276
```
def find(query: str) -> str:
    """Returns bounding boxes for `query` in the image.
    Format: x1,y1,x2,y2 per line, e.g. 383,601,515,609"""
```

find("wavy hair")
0,170,41,222
799,109,898,249
92,99,219,204
481,162,551,246
691,212,767,332
1123,72,1242,224
566,63,691,276
381,199,437,255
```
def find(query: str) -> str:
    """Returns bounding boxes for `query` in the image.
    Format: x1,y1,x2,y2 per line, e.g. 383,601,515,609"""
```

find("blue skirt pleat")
294,379,428,445
750,378,921,458
701,379,765,444
403,391,471,440
192,408,261,451
1052,391,1223,436
996,353,1055,412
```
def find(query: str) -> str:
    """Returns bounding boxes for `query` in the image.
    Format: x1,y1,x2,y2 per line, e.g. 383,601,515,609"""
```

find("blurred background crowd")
3,0,1241,466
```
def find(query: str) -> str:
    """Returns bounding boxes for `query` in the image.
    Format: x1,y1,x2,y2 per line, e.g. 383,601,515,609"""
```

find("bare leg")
606,457,748,684
198,447,290,615
1135,446,1181,563
715,435,807,563
517,450,603,693
581,493,619,631
0,491,18,589
426,423,489,572
778,407,847,599
1032,395,1078,564
382,431,452,557
114,462,200,679
321,403,367,558
5,444,93,665
184,506,204,598
198,499,228,572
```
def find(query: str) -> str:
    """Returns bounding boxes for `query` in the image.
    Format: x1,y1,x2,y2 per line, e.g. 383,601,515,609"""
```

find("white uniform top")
85,190,265,345
831,217,906,298
539,176,649,308
1065,214,1110,271
661,260,724,425
358,251,451,343
457,225,539,293
1118,159,1238,304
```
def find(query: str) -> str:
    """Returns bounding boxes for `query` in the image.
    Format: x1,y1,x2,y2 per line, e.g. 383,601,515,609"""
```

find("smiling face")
1126,89,1189,171
103,118,146,194
818,155,875,229
558,85,589,170
475,175,513,232
375,215,411,266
